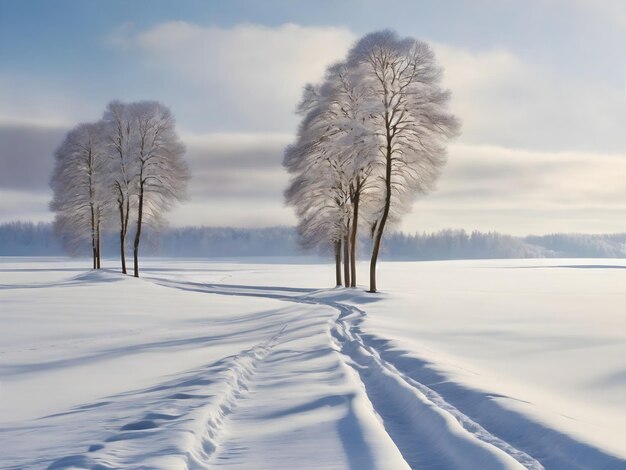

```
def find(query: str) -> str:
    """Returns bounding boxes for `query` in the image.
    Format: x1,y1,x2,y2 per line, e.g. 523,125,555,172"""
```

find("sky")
1,0,625,235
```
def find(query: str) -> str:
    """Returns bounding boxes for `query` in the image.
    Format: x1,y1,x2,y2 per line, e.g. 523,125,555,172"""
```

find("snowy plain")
0,257,625,469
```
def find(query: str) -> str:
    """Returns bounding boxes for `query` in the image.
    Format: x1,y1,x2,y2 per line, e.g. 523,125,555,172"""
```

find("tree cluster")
50,100,190,277
284,30,460,292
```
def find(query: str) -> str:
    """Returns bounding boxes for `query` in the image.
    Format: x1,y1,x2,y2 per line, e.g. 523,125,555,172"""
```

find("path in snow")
147,276,534,469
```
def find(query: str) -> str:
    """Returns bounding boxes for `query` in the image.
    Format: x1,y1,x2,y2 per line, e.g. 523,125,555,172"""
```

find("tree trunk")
133,181,144,278
96,217,101,269
369,119,393,293
343,229,351,288
90,203,96,270
369,228,383,293
119,200,127,274
120,230,126,274
350,190,360,288
334,240,342,286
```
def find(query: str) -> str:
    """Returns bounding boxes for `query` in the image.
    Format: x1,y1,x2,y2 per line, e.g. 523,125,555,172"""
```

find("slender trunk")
119,231,126,274
90,203,96,270
343,228,351,288
88,149,96,270
369,120,393,293
369,230,382,293
96,217,101,269
119,199,127,274
334,240,342,286
133,181,144,278
350,190,360,288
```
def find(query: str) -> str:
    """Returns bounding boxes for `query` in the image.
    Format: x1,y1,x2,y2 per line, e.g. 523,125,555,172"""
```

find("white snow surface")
0,257,625,469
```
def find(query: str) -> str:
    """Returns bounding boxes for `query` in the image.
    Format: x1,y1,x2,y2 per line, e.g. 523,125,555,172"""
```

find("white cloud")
113,22,356,131
110,21,626,150
433,44,626,153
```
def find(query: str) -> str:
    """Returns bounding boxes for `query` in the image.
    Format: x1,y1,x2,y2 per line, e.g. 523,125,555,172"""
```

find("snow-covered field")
1,257,625,469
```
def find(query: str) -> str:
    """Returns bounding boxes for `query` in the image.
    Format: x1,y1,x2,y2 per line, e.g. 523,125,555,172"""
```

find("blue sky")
1,1,625,234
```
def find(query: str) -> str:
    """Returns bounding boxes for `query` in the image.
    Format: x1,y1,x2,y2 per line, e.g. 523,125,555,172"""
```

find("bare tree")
285,31,459,291
346,31,460,292
102,101,136,274
127,101,189,277
284,76,358,286
285,63,377,287
50,122,109,268
49,100,189,274
326,63,377,287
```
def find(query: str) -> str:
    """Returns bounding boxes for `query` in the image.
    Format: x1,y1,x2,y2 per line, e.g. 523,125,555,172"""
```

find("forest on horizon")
3,220,626,260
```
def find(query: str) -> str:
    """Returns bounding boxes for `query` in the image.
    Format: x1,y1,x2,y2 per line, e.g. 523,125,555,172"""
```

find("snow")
1,257,625,469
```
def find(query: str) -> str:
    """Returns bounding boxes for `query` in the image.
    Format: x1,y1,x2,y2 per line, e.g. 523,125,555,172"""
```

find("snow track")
185,325,287,468
148,277,540,469
43,326,289,470
332,318,540,469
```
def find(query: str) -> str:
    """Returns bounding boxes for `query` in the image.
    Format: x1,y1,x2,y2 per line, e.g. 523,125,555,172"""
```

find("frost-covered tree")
102,101,136,274
346,31,460,292
50,122,109,268
49,100,188,275
284,72,360,286
325,63,377,287
127,101,189,277
285,62,377,287
285,30,459,291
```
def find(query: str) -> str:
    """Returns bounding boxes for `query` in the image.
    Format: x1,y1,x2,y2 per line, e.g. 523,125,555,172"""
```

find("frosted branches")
284,30,460,291
50,101,189,275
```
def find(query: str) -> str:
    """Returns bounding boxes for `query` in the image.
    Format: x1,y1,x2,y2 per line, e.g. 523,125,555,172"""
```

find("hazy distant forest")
4,221,626,260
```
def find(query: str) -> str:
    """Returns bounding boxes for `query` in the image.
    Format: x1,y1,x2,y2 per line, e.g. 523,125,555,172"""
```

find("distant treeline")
3,221,626,260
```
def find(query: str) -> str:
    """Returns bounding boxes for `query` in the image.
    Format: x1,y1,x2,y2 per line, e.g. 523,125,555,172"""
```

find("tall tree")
346,30,460,292
103,101,135,274
285,63,375,287
327,63,377,287
127,101,189,277
50,122,109,268
284,77,356,286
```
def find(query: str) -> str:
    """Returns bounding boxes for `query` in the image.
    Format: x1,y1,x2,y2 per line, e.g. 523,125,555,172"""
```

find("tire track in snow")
149,277,541,469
